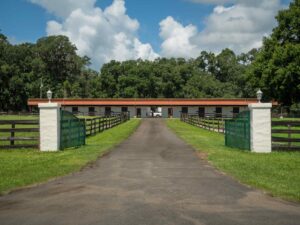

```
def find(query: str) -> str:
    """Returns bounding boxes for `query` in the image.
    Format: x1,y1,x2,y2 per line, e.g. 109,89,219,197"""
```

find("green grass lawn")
0,119,141,195
167,119,300,202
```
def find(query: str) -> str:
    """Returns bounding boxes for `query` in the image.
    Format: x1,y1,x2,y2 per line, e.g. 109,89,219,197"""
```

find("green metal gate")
60,110,86,150
225,111,250,150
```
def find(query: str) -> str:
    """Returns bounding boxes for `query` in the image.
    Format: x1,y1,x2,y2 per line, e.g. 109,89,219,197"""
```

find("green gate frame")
60,110,86,150
225,111,250,150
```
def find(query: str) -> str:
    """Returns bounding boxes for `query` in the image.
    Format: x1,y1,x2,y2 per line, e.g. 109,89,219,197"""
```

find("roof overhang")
28,98,278,107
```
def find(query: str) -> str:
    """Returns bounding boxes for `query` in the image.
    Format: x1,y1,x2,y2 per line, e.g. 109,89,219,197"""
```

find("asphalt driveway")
0,119,299,225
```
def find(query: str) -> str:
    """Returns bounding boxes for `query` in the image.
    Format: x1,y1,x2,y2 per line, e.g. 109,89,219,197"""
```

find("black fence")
0,112,39,116
82,112,130,137
272,120,300,151
180,113,233,133
0,120,39,149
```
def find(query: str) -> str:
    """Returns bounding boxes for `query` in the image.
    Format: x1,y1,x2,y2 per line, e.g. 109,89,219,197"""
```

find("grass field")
167,119,300,202
0,119,141,195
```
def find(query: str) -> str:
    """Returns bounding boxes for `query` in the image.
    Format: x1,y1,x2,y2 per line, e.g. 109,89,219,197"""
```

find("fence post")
248,103,272,153
93,118,96,135
225,120,227,145
10,123,15,146
98,118,101,132
288,124,291,148
38,103,61,151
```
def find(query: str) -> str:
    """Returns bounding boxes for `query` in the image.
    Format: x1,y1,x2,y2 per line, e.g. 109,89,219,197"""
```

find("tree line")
0,0,299,112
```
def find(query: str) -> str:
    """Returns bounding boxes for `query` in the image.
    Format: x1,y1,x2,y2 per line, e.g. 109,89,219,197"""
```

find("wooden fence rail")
180,113,232,133
0,120,39,149
272,121,300,151
82,112,130,137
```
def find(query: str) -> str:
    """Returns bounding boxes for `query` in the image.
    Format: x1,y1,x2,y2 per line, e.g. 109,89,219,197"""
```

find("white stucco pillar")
38,103,61,151
248,103,272,153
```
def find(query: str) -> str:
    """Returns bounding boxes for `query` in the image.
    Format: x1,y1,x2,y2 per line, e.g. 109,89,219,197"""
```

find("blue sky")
95,0,214,51
0,0,292,69
0,0,54,43
0,0,214,50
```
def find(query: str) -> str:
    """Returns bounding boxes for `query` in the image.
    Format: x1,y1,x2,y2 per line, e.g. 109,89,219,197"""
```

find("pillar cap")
38,103,61,109
248,103,272,109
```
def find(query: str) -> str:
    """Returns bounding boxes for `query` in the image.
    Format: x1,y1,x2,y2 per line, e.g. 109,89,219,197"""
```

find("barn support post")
38,103,61,151
248,103,272,153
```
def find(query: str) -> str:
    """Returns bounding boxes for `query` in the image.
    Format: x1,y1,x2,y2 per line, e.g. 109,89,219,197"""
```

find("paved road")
0,119,299,225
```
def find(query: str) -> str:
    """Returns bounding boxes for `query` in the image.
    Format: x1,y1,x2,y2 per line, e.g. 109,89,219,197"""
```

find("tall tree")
247,0,300,105
36,35,87,97
0,34,12,110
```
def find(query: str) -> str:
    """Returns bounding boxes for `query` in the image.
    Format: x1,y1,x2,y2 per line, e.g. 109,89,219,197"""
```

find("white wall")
63,106,72,112
39,103,61,151
162,107,168,118
188,107,198,114
173,107,182,118
240,106,247,112
249,103,272,153
143,107,149,118
146,107,152,117
79,106,89,114
128,107,137,118
205,107,215,115
161,107,177,118
60,105,250,118
97,107,104,114
111,107,121,113
126,106,158,118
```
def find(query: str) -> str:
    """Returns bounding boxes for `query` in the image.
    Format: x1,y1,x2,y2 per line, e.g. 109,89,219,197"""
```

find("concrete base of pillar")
38,103,61,151
248,103,272,153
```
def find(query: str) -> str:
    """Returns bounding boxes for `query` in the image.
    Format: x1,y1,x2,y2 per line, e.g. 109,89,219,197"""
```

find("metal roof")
27,98,274,106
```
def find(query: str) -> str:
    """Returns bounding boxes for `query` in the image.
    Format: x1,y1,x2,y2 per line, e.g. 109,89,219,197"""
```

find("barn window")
216,107,222,117
182,107,188,114
72,107,78,113
198,107,205,117
89,107,95,112
105,107,111,115
233,107,240,114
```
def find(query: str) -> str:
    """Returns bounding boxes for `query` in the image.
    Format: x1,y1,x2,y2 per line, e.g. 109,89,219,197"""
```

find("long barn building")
27,98,273,118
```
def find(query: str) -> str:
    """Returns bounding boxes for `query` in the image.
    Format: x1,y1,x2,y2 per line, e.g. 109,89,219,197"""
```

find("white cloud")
31,0,285,65
213,5,234,14
159,16,200,58
30,0,158,69
197,0,282,53
188,0,233,4
30,0,96,18
160,0,283,56
188,0,280,7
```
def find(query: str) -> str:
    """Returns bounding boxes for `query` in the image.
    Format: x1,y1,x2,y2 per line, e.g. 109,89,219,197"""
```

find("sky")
0,0,292,70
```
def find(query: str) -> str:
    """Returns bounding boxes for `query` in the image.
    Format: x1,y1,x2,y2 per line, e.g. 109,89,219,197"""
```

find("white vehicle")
153,112,162,117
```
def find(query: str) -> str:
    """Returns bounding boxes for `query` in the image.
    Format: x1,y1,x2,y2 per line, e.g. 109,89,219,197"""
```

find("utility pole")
40,78,43,98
